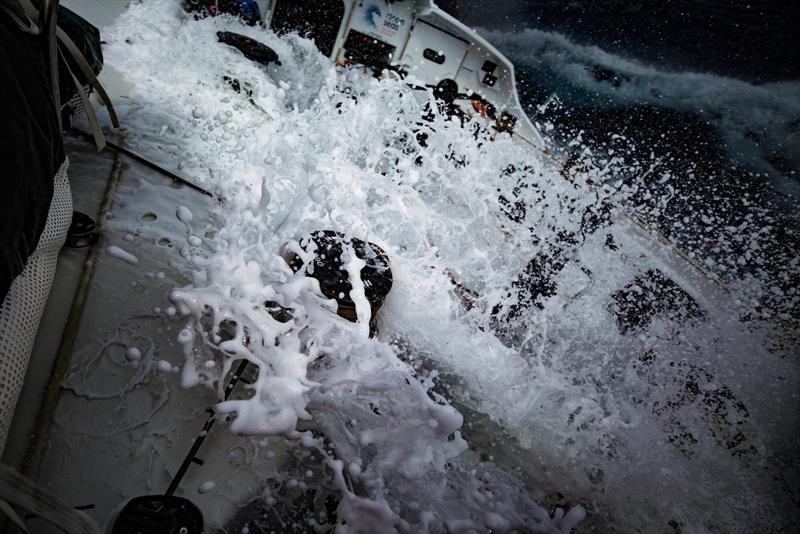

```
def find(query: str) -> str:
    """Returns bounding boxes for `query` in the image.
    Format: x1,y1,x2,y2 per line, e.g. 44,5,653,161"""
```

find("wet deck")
6,134,288,532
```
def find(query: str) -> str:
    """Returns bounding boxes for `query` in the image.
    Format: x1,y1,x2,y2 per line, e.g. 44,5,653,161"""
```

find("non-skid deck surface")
29,137,287,532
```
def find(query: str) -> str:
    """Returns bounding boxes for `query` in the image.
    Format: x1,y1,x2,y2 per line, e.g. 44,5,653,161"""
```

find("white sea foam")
107,245,139,264
198,480,216,494
99,1,799,532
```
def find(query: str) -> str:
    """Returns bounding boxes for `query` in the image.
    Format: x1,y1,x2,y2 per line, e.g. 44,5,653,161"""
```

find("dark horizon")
439,0,800,83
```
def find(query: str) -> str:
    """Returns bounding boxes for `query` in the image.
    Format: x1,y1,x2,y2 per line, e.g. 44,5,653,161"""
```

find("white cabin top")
254,0,544,147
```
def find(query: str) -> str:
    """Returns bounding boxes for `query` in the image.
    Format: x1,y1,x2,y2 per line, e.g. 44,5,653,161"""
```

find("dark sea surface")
435,2,800,531
443,0,800,83
442,0,800,324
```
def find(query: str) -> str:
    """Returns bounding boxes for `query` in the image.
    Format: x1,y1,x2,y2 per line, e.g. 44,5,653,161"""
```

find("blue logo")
365,5,382,28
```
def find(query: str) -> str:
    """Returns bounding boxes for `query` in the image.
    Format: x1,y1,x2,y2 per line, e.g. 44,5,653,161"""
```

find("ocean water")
479,26,800,328
446,0,800,365
443,0,800,242
442,0,800,83
92,1,799,532
440,2,800,531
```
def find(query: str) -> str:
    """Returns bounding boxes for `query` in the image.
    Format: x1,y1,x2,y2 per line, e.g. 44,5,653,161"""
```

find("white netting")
0,158,72,454
62,85,91,125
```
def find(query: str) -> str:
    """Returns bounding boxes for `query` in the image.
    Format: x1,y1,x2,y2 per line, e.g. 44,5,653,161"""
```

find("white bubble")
197,480,215,494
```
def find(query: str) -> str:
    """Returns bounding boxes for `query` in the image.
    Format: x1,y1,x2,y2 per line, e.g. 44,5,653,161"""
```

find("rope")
13,0,119,150
0,463,101,534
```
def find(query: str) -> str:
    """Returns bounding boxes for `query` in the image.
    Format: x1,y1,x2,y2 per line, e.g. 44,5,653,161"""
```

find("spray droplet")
126,347,142,361
198,480,215,494
176,205,193,223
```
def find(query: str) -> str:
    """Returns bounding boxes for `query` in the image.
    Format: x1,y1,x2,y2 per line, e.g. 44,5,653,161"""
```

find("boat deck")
3,132,291,532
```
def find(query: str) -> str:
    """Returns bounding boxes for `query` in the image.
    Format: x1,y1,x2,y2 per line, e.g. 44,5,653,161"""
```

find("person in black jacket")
0,0,72,454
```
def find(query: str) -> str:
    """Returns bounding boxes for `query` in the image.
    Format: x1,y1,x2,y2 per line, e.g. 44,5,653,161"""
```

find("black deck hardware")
111,495,203,534
217,31,281,66
287,230,393,325
65,211,99,248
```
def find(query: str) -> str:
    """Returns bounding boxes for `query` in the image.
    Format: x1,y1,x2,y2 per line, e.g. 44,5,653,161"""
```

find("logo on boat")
365,5,382,28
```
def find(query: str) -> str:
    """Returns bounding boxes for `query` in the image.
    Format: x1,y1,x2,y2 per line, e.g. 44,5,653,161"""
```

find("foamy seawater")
98,1,799,532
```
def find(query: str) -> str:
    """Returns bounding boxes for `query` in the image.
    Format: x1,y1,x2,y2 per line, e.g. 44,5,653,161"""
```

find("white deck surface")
25,135,288,532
